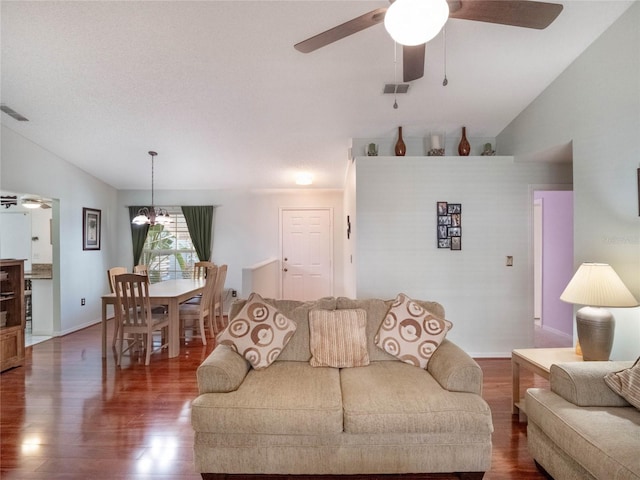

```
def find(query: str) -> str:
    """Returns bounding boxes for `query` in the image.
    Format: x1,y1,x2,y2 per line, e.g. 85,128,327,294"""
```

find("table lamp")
560,263,638,361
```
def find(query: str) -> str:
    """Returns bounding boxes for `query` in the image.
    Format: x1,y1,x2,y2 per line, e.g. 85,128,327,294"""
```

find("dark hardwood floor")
0,322,552,479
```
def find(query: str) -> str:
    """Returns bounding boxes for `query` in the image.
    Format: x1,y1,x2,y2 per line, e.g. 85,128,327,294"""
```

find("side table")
512,347,582,419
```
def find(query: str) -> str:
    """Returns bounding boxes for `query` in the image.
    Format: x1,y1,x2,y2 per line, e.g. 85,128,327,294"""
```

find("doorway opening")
532,190,574,348
0,191,57,346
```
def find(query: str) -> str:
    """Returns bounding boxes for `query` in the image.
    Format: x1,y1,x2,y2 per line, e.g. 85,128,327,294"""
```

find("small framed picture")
451,236,461,251
83,207,101,251
438,238,451,249
438,215,452,226
448,226,461,237
447,203,461,214
437,201,448,216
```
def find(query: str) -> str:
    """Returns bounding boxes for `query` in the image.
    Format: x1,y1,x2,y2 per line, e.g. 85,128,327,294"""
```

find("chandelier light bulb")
384,0,449,46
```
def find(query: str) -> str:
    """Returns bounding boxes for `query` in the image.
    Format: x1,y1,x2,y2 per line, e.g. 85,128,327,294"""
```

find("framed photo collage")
437,202,462,251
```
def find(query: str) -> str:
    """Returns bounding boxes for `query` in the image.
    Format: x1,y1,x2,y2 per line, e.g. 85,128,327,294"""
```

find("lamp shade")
384,0,449,46
560,263,638,308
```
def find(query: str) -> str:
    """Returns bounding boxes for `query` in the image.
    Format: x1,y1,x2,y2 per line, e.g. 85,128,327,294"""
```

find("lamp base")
576,306,614,361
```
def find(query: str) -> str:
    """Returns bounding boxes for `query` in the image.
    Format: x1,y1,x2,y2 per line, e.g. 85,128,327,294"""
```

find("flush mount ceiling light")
131,151,172,226
295,172,314,186
384,0,449,46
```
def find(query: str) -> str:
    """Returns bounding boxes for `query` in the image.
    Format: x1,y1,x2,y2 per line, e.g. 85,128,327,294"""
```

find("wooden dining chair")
107,267,127,347
211,264,228,334
193,261,216,280
133,264,148,275
114,273,169,366
179,265,218,345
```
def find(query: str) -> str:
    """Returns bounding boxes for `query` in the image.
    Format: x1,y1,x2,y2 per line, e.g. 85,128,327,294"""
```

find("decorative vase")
458,126,470,156
395,126,406,156
367,143,378,156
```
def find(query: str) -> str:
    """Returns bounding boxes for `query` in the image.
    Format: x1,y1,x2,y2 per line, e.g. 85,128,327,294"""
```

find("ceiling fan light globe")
384,0,449,46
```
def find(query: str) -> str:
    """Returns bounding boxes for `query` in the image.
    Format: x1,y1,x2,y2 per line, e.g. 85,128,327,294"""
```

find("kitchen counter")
25,263,52,280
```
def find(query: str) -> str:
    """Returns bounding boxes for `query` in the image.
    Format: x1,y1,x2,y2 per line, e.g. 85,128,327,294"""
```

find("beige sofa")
526,361,640,480
191,296,494,479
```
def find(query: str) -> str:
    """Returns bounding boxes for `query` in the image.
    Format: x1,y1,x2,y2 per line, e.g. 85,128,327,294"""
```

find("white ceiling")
1,1,633,191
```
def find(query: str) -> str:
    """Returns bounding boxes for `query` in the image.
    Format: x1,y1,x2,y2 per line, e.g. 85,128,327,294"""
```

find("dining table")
101,278,206,359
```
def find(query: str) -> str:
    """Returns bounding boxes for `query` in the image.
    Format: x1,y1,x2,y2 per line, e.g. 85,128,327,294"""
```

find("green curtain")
129,206,150,268
182,206,214,261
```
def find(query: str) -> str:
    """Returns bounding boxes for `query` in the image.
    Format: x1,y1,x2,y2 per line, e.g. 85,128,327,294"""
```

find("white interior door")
281,208,332,301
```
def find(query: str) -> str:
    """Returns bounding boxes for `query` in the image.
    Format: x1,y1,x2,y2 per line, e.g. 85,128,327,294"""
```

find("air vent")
0,105,29,122
383,84,410,94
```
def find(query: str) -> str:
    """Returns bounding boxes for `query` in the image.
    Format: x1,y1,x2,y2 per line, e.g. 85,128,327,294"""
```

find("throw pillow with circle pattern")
375,293,453,369
217,292,297,369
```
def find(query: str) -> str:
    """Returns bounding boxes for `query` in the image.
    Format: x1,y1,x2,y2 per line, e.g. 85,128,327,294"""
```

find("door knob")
283,268,288,272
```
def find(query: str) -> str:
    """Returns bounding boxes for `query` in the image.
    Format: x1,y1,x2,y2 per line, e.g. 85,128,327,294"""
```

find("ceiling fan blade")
403,44,426,83
294,7,388,53
448,0,563,29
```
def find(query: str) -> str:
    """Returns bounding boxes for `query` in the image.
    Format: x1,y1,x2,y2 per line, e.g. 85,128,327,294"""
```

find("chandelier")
131,151,172,226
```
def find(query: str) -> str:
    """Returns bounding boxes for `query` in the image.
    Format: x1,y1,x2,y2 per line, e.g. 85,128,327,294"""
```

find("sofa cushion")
374,293,452,369
605,357,640,411
217,292,296,369
309,309,369,368
191,361,343,435
340,361,493,435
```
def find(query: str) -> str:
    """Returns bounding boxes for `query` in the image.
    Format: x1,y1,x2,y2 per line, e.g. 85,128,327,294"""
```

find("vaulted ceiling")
1,1,634,190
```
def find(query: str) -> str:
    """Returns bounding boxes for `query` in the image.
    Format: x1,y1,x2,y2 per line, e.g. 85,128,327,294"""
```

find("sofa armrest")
427,339,483,395
550,361,633,407
196,345,250,394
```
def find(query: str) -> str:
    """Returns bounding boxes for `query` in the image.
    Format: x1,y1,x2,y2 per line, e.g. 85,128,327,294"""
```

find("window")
140,207,199,282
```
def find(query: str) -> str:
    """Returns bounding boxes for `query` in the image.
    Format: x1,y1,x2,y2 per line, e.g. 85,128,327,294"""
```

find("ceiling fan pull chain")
442,25,448,87
393,41,399,109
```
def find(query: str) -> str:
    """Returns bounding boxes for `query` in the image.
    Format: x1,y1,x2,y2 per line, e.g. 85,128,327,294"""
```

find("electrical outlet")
81,298,86,306
231,290,237,298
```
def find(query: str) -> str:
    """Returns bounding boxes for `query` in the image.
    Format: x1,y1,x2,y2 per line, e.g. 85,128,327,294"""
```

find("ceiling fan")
294,0,563,82
21,196,52,209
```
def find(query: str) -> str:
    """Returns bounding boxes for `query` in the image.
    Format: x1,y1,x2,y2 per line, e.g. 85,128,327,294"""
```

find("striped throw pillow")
309,309,369,368
604,356,640,410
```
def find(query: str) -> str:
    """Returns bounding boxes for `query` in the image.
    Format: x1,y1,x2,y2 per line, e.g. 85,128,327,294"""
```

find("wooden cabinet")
1,259,25,372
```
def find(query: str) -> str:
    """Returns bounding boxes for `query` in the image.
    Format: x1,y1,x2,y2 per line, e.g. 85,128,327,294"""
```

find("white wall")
30,207,53,263
497,2,640,360
116,188,345,299
1,125,119,335
352,155,572,357
343,158,357,298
